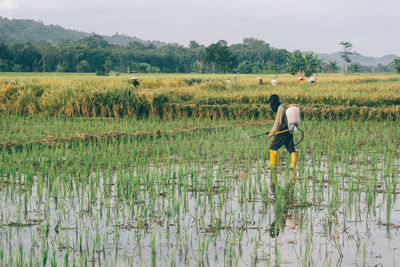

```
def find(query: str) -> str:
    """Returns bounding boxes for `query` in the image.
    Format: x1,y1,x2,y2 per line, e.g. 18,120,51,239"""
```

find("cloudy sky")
1,0,399,56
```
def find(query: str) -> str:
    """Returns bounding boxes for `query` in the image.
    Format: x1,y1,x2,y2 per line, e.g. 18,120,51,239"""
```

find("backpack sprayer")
250,104,304,146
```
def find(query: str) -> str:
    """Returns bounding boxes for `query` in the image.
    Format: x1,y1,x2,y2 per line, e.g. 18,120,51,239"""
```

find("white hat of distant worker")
131,76,138,80
309,76,317,83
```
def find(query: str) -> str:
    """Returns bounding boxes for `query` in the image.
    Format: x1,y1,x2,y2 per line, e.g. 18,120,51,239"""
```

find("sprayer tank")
286,104,300,132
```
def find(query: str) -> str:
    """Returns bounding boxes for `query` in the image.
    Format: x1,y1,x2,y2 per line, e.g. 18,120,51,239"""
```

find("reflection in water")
269,169,299,238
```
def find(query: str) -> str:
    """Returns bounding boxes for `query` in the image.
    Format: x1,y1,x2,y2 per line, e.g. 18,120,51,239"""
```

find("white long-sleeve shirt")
269,105,287,135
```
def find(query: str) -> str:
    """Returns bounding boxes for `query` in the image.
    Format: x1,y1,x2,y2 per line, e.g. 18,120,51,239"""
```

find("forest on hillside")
0,17,398,74
1,35,396,74
0,36,292,74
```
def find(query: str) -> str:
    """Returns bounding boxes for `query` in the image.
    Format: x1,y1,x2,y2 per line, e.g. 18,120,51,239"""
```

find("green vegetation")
0,116,398,266
0,34,290,74
1,18,398,75
390,58,400,73
339,41,357,74
0,17,157,46
0,73,399,265
286,51,325,76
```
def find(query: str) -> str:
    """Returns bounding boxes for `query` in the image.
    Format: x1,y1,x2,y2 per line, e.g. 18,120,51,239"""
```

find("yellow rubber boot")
290,152,297,169
269,150,278,168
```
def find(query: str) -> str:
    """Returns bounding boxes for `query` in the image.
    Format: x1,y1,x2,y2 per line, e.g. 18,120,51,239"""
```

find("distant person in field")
130,76,140,87
225,77,231,85
298,76,304,84
257,77,263,85
309,76,317,83
271,76,277,86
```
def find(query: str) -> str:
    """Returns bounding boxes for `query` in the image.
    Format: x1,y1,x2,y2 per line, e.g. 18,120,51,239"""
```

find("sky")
1,0,399,57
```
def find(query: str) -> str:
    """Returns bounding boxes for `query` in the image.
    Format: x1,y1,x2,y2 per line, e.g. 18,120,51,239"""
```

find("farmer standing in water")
266,94,296,170
267,94,300,236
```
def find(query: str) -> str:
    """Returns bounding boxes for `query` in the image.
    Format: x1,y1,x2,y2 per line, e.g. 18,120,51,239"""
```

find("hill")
0,17,164,47
317,52,397,67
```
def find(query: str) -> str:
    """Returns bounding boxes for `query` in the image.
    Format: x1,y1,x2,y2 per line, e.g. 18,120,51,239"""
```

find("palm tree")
286,51,326,77
350,62,361,73
328,60,339,73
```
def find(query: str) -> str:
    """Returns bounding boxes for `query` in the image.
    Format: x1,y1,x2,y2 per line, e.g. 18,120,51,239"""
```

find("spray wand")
249,129,289,139
249,127,304,146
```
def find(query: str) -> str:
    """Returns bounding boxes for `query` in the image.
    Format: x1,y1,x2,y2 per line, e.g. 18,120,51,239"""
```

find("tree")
203,41,237,73
286,51,325,77
137,62,151,73
189,41,200,49
9,42,41,72
146,65,160,73
76,60,89,72
328,60,339,73
0,42,10,70
103,57,113,73
193,60,204,73
34,40,54,72
236,60,253,74
56,40,79,72
349,62,360,73
389,58,400,73
229,38,289,69
339,41,357,74
376,64,392,73
0,59,8,71
79,35,110,49
56,63,65,72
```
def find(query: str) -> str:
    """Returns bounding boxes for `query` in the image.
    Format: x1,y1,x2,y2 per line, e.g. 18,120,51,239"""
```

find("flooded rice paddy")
0,118,399,266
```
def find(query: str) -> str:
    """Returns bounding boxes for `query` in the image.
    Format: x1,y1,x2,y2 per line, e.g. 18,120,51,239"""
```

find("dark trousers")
270,132,295,153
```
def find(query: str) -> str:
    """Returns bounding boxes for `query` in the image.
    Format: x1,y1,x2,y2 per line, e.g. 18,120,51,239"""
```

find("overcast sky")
1,0,399,57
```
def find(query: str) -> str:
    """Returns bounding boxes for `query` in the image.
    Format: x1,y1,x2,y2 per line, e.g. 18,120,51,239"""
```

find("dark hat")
266,94,279,103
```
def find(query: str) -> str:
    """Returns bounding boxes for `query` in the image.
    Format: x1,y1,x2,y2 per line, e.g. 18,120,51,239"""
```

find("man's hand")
267,132,274,138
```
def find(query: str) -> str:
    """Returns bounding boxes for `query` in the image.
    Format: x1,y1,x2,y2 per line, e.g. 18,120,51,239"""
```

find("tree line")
0,36,289,74
0,35,398,74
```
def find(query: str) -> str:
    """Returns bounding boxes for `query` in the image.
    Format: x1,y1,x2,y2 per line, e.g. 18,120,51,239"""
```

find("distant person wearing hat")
266,94,296,170
298,76,304,84
309,76,317,83
130,76,140,87
257,77,263,85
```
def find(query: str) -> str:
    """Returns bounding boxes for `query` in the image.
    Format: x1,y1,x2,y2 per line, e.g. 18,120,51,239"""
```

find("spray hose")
250,127,304,146
294,127,304,146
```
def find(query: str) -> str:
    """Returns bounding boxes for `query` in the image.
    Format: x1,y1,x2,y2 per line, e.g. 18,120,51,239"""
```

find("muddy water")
0,157,399,266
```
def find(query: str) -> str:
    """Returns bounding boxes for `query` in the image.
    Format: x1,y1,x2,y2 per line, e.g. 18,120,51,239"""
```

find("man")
266,94,296,169
130,76,140,87
271,76,277,86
